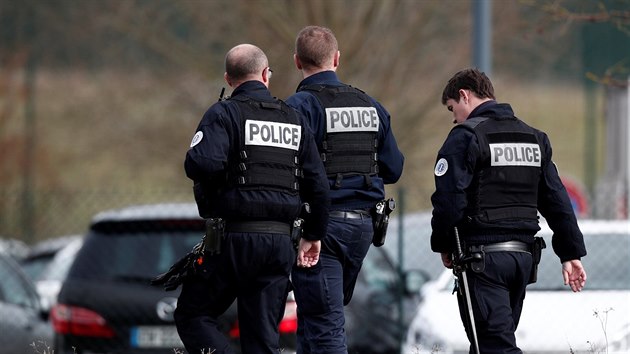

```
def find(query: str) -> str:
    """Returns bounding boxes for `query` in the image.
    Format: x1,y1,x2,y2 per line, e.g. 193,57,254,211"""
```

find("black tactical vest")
228,95,302,194
298,84,379,187
460,116,543,224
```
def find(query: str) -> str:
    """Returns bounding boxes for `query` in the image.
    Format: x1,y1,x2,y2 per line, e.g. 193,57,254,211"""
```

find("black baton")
453,226,480,354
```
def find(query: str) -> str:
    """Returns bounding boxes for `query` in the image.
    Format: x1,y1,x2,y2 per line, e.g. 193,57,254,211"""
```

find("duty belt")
225,221,291,234
330,210,371,220
469,240,531,254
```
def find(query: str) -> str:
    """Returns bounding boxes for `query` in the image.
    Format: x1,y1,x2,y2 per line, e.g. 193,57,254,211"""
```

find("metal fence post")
397,186,405,351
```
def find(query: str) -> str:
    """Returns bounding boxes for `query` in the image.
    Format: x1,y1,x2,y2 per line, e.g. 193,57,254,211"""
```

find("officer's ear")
294,54,303,70
333,51,340,69
262,66,271,87
458,89,470,105
224,72,233,88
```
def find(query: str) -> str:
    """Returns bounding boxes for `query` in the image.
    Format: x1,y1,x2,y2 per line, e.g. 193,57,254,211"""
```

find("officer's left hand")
562,259,587,292
297,239,320,268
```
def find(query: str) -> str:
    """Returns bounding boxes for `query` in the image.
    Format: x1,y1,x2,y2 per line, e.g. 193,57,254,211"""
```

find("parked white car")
34,237,84,311
20,235,84,311
402,219,630,354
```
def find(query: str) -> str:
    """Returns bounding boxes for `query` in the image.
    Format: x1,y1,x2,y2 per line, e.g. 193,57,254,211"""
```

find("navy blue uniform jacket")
185,81,330,241
430,101,586,262
286,71,404,210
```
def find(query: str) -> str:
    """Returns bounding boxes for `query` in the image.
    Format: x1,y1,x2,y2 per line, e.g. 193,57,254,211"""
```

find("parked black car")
0,248,53,354
52,203,297,354
52,203,423,354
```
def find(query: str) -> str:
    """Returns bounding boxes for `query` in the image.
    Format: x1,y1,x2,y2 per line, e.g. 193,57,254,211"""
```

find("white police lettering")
245,120,301,151
325,107,379,133
490,143,541,167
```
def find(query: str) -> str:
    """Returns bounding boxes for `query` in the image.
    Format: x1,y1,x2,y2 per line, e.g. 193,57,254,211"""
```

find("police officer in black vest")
175,44,330,354
286,26,404,354
431,68,587,353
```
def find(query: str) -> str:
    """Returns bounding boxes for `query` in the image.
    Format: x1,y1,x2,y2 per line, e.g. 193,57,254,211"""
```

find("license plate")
130,326,184,348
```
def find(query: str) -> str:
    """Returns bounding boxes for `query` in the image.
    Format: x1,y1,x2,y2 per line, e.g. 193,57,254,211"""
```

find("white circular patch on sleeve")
434,158,448,176
190,131,203,148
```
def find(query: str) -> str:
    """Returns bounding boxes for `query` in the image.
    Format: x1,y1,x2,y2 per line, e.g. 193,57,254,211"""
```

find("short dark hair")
295,26,338,70
441,68,495,105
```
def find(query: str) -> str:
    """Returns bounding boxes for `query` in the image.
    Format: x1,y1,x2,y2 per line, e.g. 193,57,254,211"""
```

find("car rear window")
68,220,203,281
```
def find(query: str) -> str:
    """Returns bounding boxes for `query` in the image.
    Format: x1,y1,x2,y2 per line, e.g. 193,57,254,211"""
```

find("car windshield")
530,231,630,291
68,226,201,281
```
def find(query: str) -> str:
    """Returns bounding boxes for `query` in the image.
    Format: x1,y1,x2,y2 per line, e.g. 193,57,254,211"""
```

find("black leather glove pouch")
151,252,196,291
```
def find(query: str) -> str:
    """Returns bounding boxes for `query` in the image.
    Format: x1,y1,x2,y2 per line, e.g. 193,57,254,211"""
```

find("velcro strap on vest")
241,147,296,166
323,133,378,176
484,207,538,221
240,169,299,190
325,155,378,175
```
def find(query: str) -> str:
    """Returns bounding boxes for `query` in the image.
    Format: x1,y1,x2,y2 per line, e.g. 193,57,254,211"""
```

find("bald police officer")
287,26,404,354
431,68,587,353
175,44,329,354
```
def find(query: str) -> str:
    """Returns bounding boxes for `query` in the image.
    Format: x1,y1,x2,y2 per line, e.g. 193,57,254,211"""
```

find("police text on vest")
245,120,301,151
325,107,379,133
490,143,541,167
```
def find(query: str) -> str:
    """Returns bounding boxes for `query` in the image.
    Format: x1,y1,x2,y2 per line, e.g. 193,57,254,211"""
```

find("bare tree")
522,0,630,86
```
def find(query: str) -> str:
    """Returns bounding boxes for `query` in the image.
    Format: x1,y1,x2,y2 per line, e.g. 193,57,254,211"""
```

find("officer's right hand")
441,252,454,269
297,239,321,268
562,259,587,292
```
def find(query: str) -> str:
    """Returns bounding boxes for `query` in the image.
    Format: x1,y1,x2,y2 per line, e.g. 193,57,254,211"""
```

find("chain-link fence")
0,188,192,245
0,183,628,353
1,183,626,274
1,182,628,271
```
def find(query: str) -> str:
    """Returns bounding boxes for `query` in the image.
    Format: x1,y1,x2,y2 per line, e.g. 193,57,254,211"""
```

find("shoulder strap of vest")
230,95,291,114
259,101,282,110
459,116,489,130
298,83,364,95
297,84,325,93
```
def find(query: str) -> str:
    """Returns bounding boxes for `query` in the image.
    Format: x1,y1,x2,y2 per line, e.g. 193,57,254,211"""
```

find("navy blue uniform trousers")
457,252,533,354
174,232,295,354
291,213,373,354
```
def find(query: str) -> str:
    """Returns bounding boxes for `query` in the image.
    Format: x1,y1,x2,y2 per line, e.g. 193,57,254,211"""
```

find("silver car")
0,249,53,354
